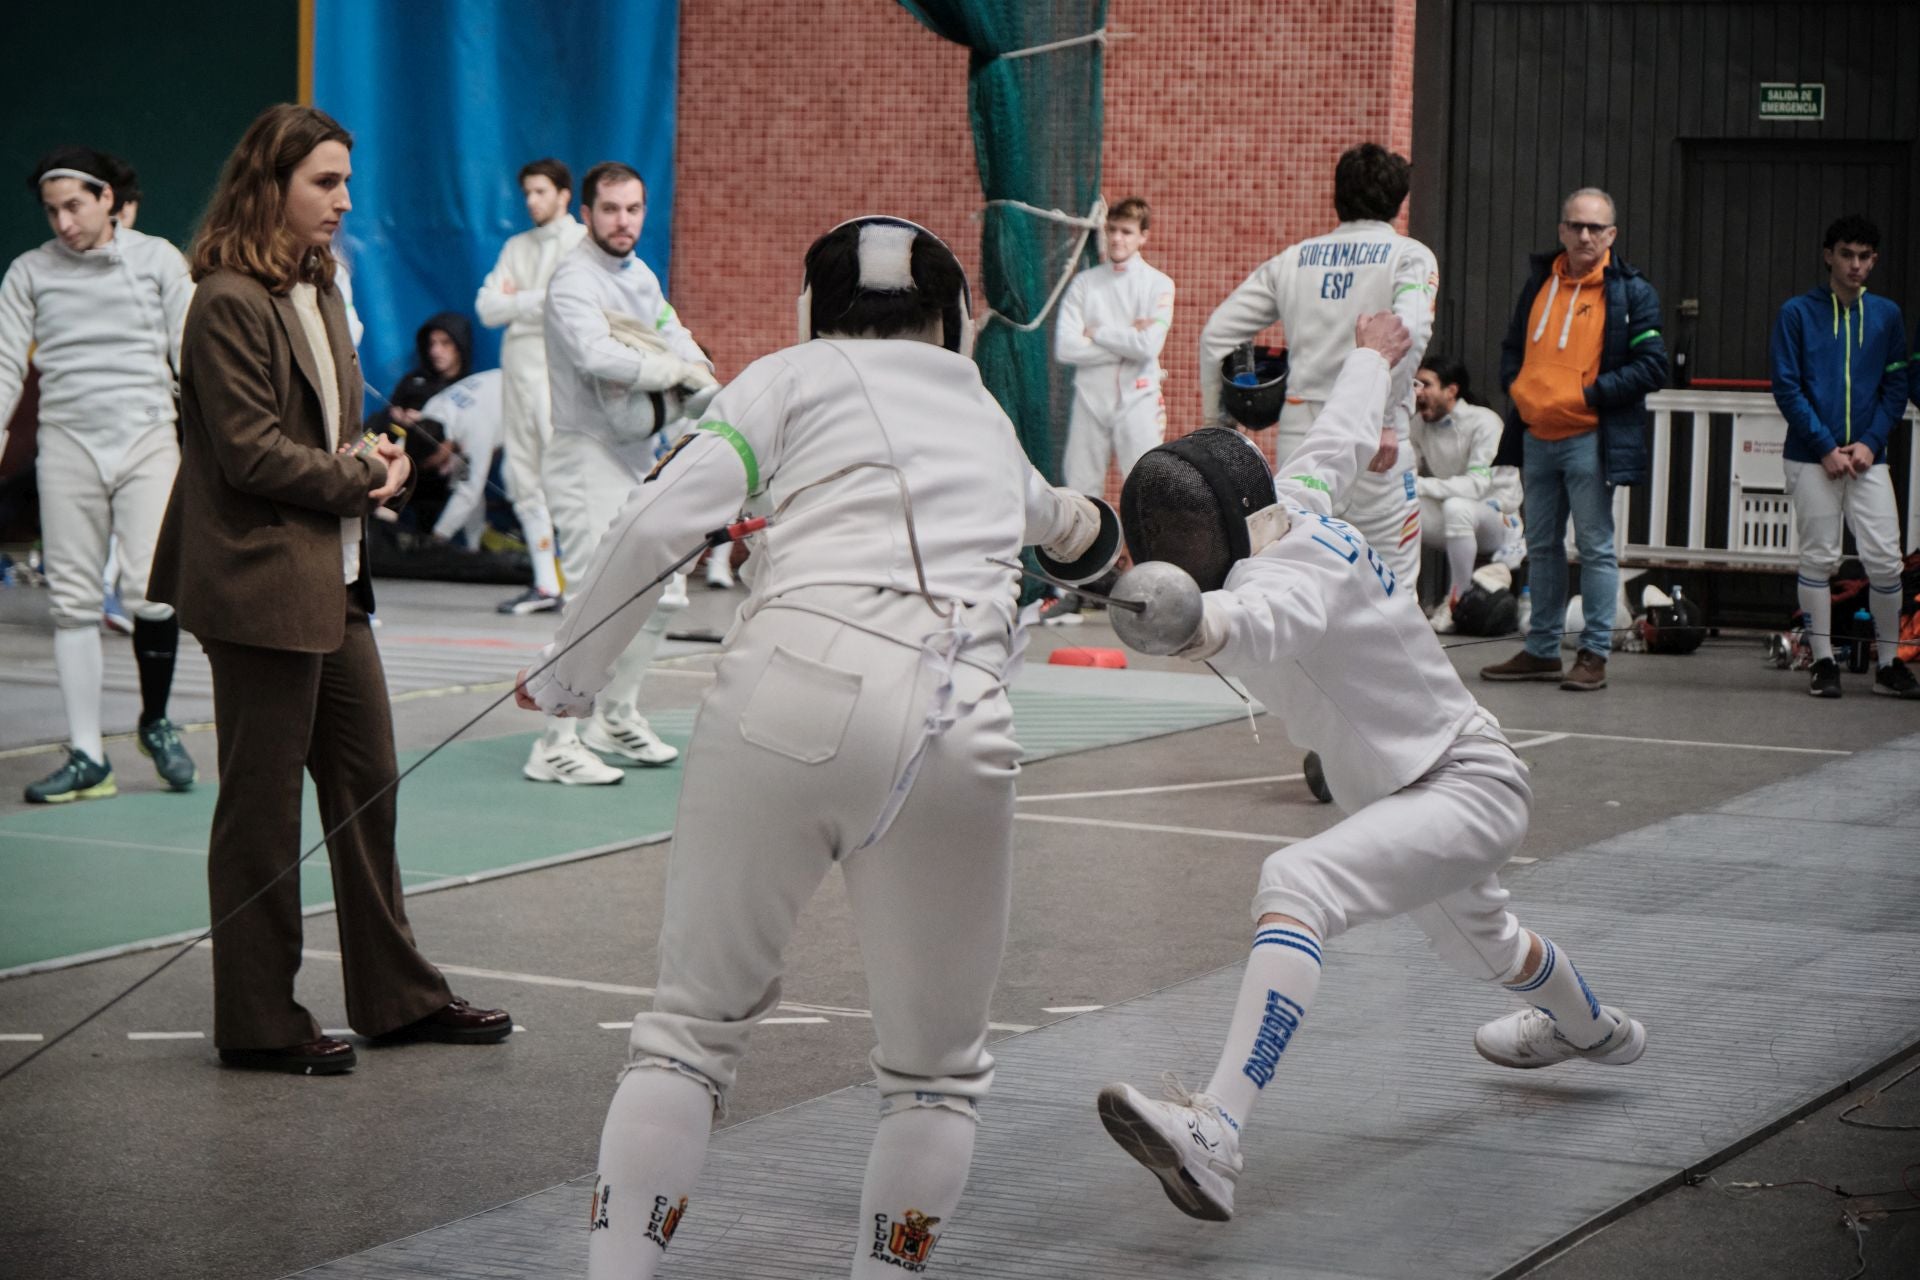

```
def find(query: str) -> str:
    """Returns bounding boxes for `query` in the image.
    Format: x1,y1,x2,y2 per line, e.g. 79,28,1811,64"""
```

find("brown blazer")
150,268,408,652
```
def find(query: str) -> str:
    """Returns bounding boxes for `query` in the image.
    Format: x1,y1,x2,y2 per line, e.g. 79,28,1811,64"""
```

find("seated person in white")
1409,353,1524,632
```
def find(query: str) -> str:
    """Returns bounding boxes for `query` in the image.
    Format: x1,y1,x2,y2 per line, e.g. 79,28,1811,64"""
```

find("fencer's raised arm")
1199,254,1289,426
1271,328,1399,516
545,268,699,392
1383,245,1438,432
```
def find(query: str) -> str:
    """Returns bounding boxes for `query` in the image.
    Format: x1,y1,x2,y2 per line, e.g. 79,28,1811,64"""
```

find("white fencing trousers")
500,334,557,559
1277,401,1421,588
1251,722,1533,983
627,585,1020,1113
37,422,178,628
1060,378,1165,497
1783,460,1905,584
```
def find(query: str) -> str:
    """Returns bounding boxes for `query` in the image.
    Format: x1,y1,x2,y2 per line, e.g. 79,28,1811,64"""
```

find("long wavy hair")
190,104,352,293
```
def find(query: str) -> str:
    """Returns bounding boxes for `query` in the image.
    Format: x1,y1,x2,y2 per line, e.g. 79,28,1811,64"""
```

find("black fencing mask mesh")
1120,428,1279,592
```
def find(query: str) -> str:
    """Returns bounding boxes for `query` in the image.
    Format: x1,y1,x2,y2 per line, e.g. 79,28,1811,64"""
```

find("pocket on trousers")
737,645,863,764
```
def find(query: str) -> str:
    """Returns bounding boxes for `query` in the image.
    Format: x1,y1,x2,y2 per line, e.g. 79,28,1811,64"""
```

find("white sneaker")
1096,1080,1242,1222
582,710,679,766
1427,599,1457,634
1493,532,1528,570
660,573,691,611
523,736,624,785
1474,1005,1646,1069
704,554,735,589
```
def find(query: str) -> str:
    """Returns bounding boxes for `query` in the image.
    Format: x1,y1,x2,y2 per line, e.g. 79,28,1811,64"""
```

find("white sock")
1869,583,1902,667
1503,933,1613,1049
543,715,580,747
516,503,563,596
54,627,105,763
586,1066,716,1280
853,1102,977,1278
601,614,670,720
1446,535,1476,603
1201,925,1323,1131
1798,572,1833,662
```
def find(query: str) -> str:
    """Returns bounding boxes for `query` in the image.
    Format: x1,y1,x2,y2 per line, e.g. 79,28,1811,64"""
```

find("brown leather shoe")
218,1036,357,1075
374,997,513,1045
1561,650,1608,691
1479,650,1565,682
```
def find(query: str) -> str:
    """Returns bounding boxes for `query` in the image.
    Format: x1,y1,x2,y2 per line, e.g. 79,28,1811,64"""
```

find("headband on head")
37,167,107,191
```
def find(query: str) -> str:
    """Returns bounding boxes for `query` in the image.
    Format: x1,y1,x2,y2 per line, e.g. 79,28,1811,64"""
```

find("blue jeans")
1522,431,1617,659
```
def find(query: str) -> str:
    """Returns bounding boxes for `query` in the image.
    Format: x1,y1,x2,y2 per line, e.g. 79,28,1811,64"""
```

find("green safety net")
898,1,1107,484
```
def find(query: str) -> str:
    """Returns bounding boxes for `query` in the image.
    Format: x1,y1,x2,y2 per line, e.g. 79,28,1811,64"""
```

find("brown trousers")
201,604,450,1048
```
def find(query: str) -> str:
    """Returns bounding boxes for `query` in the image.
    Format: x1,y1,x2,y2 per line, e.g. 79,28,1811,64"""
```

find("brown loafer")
374,997,513,1045
1561,650,1608,691
218,1035,357,1075
1479,650,1565,682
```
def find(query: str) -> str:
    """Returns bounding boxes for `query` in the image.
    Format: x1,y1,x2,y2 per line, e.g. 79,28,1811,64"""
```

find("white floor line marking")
1019,772,1305,803
1508,733,1570,749
598,1021,634,1030
1043,1004,1104,1014
127,1031,204,1040
1506,728,1851,756
762,1016,830,1025
1015,813,1303,845
0,830,208,856
1508,856,1539,865
0,1033,46,1042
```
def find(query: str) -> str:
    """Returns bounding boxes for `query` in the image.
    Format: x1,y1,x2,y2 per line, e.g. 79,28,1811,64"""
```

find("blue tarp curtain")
314,0,680,396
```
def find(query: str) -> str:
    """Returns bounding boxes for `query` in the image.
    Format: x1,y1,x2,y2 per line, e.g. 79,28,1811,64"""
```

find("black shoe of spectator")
1872,658,1920,700
1808,658,1842,698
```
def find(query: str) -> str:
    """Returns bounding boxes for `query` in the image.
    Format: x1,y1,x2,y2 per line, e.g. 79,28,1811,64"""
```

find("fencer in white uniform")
1094,312,1645,1224
1199,144,1436,588
1053,199,1173,496
526,162,718,785
419,367,504,548
1408,355,1524,630
1,151,198,801
476,161,586,612
520,216,1117,1279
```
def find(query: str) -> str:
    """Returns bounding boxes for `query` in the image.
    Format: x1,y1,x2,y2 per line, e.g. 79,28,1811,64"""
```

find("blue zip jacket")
1770,287,1908,464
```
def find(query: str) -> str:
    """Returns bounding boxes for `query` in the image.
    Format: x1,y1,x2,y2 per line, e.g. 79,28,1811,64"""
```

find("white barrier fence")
1613,390,1920,569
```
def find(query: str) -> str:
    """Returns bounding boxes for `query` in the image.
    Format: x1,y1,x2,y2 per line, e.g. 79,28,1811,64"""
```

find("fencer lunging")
518,216,1118,1278
1094,312,1644,1223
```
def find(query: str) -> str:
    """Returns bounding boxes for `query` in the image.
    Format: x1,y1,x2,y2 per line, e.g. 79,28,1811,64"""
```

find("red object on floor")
1048,647,1128,668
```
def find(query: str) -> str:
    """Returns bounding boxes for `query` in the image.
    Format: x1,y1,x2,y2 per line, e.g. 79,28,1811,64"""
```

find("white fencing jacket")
476,214,587,350
0,226,192,471
524,337,1087,715
1408,401,1522,510
1199,220,1436,432
1054,255,1175,413
1208,349,1487,810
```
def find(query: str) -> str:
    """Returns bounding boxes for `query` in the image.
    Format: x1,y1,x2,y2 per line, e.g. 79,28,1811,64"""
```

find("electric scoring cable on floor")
0,519,765,1084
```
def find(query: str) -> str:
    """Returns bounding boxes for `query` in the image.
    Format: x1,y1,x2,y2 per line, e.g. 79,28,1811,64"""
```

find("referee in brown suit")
150,104,509,1075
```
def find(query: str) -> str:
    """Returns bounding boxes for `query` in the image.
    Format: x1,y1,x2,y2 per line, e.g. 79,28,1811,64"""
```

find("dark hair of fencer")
1420,353,1474,403
1333,142,1411,223
804,224,966,342
1110,196,1151,230
99,154,140,211
582,161,644,208
1823,212,1879,251
28,145,114,201
519,157,573,195
1120,430,1277,593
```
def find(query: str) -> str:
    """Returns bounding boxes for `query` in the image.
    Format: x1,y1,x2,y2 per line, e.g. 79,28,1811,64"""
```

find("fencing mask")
1119,427,1289,591
797,216,974,357
1219,343,1290,430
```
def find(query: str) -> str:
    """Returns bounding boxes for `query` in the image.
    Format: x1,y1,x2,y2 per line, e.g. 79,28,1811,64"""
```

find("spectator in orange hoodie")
1480,188,1667,692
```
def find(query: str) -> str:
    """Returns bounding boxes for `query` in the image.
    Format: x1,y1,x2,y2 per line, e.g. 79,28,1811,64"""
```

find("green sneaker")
25,747,117,804
137,717,198,791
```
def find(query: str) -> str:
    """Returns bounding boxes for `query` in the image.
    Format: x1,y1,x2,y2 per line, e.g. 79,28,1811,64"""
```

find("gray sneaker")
138,717,198,791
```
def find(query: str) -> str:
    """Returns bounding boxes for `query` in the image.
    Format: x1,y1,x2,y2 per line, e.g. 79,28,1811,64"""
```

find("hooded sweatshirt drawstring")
1531,275,1559,344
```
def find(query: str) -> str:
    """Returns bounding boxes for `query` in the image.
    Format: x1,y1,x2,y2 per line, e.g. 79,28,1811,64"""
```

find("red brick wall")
673,0,1419,457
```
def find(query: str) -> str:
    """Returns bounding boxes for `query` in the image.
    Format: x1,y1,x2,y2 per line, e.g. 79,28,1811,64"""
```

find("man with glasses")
1480,188,1667,691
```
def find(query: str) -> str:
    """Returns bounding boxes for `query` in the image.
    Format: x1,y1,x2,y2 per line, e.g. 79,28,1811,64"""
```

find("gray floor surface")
3,579,1918,1279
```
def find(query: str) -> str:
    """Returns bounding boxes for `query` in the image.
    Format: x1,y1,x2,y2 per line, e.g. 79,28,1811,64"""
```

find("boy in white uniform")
476,158,584,614
1054,197,1173,497
528,161,717,785
518,215,1117,1279
1409,353,1525,631
419,366,504,548
1,148,198,801
1199,143,1436,588
1095,311,1645,1223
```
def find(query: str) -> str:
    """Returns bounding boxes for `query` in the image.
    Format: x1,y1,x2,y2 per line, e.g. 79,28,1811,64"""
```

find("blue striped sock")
1203,926,1324,1128
1505,936,1611,1048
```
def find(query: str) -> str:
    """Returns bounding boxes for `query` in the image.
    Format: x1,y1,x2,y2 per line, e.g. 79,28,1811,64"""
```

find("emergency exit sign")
1759,83,1824,120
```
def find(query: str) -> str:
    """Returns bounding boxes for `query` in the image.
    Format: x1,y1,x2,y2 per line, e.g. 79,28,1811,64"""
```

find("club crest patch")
646,1194,688,1249
871,1209,942,1271
587,1178,612,1232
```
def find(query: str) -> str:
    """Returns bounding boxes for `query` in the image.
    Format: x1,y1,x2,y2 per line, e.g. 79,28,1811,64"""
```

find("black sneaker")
1039,592,1084,627
497,587,562,616
1872,658,1920,700
1808,658,1842,698
138,717,198,791
25,747,116,804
